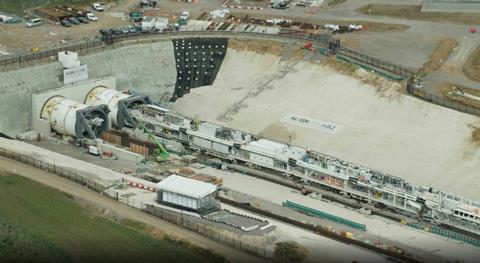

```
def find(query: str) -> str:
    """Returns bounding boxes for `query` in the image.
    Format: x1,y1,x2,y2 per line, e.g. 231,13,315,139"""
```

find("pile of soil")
420,38,458,73
463,46,480,82
229,39,284,55
472,128,480,143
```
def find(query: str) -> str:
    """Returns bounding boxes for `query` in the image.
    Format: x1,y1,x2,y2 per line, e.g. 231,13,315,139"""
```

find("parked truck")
140,0,157,8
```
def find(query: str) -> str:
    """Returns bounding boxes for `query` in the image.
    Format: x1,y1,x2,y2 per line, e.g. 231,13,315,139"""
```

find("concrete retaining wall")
0,41,176,137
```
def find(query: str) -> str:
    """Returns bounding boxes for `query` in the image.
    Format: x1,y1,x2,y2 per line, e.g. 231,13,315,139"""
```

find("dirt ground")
0,0,117,16
356,4,480,25
172,45,480,200
228,12,410,32
321,0,348,9
420,38,458,73
472,127,480,143
228,39,286,56
437,82,480,109
463,45,480,82
0,10,130,53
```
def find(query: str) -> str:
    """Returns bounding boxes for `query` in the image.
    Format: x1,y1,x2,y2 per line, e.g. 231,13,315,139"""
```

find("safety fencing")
335,46,415,79
144,204,269,258
101,187,269,258
0,28,414,86
0,145,270,259
408,222,480,247
0,147,110,192
4,27,477,117
0,30,331,72
282,200,367,231
0,39,104,71
407,80,480,117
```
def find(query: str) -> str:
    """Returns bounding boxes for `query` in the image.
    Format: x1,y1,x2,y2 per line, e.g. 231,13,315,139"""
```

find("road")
1,0,479,88
156,0,480,86
0,156,268,263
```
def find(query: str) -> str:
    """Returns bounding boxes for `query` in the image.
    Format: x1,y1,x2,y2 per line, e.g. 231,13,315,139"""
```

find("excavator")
139,124,169,163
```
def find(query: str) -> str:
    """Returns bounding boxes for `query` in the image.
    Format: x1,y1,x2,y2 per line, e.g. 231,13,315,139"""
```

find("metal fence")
1,146,269,258
0,147,108,192
0,30,331,72
407,78,480,116
6,27,478,117
0,27,414,80
336,46,415,78
0,39,104,71
408,221,480,247
144,204,268,258
283,200,367,231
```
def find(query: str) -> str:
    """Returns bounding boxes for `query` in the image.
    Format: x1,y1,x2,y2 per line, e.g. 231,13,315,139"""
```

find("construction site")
1,0,480,263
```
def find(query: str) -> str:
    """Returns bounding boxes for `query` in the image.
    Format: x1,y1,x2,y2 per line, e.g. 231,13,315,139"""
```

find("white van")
86,13,98,21
180,11,190,20
26,18,42,28
92,3,105,11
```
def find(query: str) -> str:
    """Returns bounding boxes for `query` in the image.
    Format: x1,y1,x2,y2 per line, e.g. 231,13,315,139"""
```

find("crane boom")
139,123,169,162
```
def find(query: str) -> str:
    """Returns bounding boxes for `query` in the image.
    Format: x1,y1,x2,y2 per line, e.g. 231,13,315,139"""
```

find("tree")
273,241,308,263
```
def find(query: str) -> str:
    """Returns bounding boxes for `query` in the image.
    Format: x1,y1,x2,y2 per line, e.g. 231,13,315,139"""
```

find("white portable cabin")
155,17,169,31
142,16,156,31
156,175,218,212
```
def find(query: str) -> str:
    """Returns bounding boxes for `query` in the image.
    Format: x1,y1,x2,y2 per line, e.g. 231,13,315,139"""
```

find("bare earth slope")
173,46,480,200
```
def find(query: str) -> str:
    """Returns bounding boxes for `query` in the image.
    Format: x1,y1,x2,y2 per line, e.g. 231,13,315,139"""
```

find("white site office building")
156,175,219,213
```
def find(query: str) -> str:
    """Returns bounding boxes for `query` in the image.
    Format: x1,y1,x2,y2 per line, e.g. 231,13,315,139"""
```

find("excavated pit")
0,38,479,200
171,39,480,200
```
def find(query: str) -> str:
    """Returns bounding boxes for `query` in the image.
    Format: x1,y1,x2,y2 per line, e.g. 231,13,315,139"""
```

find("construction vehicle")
88,146,100,156
270,0,288,9
301,187,312,195
129,11,142,22
141,124,169,162
140,0,157,8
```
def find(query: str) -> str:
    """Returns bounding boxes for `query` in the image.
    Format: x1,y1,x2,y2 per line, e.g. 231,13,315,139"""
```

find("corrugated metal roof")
156,175,217,198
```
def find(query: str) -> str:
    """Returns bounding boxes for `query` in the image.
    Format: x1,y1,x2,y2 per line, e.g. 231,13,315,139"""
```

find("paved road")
158,0,480,86
0,156,268,263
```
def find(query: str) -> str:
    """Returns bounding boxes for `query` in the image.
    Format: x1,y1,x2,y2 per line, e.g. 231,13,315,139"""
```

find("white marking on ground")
281,113,341,134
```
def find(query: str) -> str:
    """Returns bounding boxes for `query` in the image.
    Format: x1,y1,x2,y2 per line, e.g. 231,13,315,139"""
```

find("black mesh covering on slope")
171,38,228,101
0,132,12,139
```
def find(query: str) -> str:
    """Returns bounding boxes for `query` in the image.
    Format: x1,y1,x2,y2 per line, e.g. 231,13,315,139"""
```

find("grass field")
0,173,225,263
0,0,113,16
356,4,480,25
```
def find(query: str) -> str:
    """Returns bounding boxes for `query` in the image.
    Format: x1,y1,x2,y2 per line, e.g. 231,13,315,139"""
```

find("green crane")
140,124,169,162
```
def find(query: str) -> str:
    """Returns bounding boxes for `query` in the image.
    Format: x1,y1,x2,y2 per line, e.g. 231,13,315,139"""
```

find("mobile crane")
140,124,169,162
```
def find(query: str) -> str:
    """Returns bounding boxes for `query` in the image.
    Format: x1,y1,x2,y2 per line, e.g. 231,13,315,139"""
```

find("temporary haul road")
0,156,267,263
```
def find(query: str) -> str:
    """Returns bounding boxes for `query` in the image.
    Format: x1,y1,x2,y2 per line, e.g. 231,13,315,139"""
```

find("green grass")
0,0,114,16
0,173,226,263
